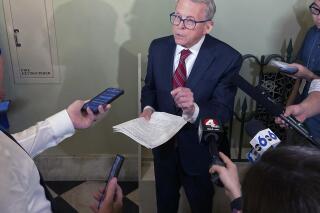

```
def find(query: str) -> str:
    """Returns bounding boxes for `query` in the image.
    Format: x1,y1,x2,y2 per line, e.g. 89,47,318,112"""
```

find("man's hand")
139,108,154,121
209,152,241,201
275,105,307,128
171,87,195,115
275,100,310,128
90,178,123,213
66,100,111,129
275,116,288,128
288,63,318,81
284,104,307,123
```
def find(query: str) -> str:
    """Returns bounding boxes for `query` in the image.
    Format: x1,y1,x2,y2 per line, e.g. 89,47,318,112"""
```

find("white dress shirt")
173,36,205,123
0,110,75,213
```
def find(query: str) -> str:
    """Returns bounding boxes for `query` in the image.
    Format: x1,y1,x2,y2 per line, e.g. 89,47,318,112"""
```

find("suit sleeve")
141,41,158,111
197,54,243,124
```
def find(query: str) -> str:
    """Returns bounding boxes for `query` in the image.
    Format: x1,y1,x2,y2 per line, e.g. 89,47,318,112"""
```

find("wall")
0,0,314,156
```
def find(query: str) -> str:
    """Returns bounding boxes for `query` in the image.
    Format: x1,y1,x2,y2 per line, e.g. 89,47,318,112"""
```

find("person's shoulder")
149,35,175,48
305,25,319,37
205,34,241,57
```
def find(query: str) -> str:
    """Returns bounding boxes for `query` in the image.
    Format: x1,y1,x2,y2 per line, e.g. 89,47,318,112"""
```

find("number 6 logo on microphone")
250,129,281,155
257,136,268,147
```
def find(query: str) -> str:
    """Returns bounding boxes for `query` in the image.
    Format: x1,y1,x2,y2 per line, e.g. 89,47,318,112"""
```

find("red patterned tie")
172,49,191,89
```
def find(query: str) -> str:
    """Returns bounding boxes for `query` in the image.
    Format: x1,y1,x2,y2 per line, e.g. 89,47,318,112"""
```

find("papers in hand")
113,112,187,149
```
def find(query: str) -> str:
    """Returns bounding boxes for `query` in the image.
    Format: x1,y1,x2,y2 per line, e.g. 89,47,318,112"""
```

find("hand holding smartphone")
98,154,125,209
81,88,124,114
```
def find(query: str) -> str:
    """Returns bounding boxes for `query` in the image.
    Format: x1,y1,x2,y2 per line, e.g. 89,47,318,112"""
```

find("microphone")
198,118,225,185
245,119,281,162
232,74,320,147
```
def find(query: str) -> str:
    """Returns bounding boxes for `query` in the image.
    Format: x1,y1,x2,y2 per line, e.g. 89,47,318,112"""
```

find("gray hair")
176,0,216,19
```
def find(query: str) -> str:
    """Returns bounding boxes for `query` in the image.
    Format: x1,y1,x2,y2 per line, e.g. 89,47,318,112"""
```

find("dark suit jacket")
141,34,242,175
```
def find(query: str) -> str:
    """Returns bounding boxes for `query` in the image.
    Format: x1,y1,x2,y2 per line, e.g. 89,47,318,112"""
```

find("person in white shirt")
0,100,122,213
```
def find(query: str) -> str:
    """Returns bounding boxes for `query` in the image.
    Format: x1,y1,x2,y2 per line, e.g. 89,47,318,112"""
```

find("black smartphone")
98,154,125,209
81,88,124,114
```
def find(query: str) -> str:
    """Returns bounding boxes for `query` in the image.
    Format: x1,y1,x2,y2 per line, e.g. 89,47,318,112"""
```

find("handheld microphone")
198,118,225,185
245,119,281,162
232,74,320,147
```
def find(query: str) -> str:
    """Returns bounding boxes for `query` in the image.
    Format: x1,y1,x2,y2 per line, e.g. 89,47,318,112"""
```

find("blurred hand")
66,100,111,129
171,87,195,115
90,178,123,213
209,152,241,201
275,116,288,128
284,104,307,122
287,63,318,81
139,108,154,121
275,103,307,128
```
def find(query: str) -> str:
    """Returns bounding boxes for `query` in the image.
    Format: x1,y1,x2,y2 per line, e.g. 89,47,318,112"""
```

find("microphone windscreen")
245,119,266,138
231,74,283,116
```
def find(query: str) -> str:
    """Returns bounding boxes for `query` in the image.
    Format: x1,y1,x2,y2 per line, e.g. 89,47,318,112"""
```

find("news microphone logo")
249,129,280,154
198,118,222,143
245,119,281,163
247,148,261,163
204,119,220,129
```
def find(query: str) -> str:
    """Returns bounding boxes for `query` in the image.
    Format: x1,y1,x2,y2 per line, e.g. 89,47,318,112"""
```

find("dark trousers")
153,145,214,213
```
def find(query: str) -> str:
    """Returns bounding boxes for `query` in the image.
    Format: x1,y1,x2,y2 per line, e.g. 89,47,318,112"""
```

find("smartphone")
81,88,124,114
98,154,125,209
270,60,298,74
0,100,10,112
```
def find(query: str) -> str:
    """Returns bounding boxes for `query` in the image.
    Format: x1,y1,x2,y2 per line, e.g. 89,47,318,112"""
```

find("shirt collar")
175,35,205,56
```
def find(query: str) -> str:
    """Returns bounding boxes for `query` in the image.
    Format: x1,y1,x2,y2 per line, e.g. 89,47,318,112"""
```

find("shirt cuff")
309,79,320,93
143,106,155,112
46,109,75,138
230,196,242,211
182,103,199,123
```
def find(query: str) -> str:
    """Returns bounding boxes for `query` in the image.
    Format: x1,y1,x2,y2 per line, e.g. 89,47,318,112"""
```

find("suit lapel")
162,37,176,91
186,35,216,91
162,37,177,110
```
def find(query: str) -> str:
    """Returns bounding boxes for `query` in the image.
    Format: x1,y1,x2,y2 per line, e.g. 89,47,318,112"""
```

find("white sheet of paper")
113,112,187,149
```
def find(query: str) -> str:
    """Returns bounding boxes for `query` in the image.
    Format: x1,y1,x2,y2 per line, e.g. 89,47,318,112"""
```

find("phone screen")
82,88,124,114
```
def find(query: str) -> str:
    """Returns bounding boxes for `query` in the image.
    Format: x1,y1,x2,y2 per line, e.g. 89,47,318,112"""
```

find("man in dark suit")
140,0,242,212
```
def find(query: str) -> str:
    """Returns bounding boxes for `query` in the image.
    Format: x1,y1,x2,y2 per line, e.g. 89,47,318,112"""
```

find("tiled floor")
45,181,139,213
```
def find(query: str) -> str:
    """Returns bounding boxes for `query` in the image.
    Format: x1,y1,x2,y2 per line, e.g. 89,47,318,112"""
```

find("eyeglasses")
309,2,320,15
169,12,211,30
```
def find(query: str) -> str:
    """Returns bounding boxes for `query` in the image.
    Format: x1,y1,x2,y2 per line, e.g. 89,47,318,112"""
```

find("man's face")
311,0,320,28
172,0,213,48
